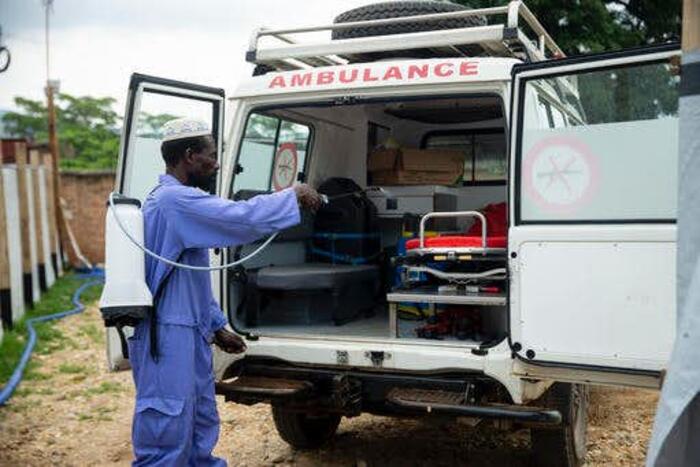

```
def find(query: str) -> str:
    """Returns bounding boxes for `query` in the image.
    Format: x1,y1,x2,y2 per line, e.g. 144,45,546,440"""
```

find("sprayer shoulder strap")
149,252,182,362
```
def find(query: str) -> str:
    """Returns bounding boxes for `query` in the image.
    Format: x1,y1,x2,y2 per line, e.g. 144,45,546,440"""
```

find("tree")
458,0,681,55
2,93,121,170
137,112,180,139
458,0,681,124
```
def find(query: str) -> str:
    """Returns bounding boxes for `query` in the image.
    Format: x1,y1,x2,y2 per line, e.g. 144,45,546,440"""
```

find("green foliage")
459,0,681,55
2,93,121,170
458,0,681,126
137,112,180,138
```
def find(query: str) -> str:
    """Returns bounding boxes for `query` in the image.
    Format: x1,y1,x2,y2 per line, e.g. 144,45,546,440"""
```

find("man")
128,117,322,466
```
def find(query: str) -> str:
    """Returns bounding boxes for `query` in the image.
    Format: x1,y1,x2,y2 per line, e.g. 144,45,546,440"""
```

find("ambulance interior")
228,95,512,346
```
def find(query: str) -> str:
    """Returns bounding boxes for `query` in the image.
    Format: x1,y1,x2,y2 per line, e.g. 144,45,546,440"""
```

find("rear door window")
424,130,506,184
518,59,680,222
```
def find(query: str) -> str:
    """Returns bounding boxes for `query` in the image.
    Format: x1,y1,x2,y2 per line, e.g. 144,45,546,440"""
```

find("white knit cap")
161,117,211,142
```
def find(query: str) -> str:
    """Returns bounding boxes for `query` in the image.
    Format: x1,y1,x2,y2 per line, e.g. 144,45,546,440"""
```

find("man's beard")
189,172,217,193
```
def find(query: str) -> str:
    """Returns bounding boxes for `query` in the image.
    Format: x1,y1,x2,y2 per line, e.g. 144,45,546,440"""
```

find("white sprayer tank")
99,198,153,314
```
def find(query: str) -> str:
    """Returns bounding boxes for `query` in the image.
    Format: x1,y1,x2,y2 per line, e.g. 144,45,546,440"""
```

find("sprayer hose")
108,192,279,271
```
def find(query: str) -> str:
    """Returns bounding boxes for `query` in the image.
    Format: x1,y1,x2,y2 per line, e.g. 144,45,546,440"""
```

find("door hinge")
365,351,391,367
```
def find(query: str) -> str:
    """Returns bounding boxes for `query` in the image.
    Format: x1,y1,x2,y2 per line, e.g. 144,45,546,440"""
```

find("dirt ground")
0,304,659,466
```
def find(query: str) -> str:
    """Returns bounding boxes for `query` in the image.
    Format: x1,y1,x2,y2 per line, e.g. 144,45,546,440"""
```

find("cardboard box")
368,148,464,186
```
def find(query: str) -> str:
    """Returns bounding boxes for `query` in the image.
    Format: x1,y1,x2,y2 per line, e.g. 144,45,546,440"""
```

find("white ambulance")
111,2,680,465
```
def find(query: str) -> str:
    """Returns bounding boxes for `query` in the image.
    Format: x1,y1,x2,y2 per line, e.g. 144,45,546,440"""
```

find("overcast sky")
0,0,372,113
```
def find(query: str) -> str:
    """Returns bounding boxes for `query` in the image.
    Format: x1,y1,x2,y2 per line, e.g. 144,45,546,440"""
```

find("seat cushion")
252,263,379,291
405,235,507,250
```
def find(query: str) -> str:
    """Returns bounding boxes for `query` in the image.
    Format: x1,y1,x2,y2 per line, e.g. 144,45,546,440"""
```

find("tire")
272,406,341,449
332,1,485,40
531,383,589,467
332,1,485,62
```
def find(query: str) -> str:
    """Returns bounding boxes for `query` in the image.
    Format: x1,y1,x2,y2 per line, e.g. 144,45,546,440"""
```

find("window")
123,91,217,202
423,129,506,184
519,59,679,222
234,112,311,192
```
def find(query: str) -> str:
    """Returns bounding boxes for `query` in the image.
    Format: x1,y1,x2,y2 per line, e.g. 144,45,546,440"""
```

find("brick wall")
60,170,115,266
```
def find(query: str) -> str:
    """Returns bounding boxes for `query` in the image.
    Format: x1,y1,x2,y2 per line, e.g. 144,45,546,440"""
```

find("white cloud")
0,0,372,112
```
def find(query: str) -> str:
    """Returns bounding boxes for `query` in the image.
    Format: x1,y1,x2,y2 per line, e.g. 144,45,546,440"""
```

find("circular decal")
272,142,298,191
523,136,599,213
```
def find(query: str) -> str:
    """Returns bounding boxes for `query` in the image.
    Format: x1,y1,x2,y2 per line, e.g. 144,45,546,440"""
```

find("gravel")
0,305,660,466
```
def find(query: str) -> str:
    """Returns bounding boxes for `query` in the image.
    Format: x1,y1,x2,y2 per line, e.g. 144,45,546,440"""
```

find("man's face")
185,136,219,192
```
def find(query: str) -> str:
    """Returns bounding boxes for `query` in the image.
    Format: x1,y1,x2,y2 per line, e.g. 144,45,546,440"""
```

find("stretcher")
398,211,508,285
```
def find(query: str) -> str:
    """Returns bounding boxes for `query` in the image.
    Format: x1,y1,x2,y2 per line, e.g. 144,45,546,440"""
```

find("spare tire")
332,1,485,40
332,1,485,62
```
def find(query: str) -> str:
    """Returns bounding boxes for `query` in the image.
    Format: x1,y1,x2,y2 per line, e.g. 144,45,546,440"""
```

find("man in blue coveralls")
129,117,322,466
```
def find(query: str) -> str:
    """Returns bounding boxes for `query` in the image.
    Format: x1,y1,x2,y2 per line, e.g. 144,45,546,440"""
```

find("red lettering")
339,69,359,83
269,75,286,89
435,63,454,77
382,66,403,81
459,61,478,76
317,71,334,85
291,73,312,87
363,68,379,82
407,64,429,79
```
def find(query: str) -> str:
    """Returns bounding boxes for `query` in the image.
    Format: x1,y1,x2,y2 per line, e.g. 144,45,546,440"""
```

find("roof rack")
246,1,564,72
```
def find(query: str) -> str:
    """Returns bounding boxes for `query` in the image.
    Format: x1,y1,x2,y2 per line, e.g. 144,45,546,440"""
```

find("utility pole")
43,0,65,263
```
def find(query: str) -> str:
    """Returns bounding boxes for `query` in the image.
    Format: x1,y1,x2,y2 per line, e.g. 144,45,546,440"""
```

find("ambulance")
110,2,680,464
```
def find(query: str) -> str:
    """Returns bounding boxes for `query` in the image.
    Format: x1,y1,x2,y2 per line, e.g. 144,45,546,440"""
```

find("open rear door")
508,44,680,386
107,73,225,370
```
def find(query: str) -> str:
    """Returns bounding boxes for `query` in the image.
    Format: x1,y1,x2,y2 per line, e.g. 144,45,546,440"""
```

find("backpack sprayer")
99,186,391,356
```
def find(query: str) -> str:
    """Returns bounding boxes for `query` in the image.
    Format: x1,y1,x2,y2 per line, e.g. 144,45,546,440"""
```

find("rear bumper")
216,358,561,425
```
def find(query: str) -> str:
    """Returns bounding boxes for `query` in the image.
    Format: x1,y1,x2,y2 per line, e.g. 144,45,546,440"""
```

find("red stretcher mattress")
405,235,507,250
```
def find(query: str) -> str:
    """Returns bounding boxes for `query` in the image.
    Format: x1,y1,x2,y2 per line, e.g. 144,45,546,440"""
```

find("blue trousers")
129,323,226,467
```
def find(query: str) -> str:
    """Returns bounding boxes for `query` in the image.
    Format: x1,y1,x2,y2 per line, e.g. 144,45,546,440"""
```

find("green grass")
77,405,115,422
0,273,104,386
78,323,103,345
57,363,89,374
84,381,124,396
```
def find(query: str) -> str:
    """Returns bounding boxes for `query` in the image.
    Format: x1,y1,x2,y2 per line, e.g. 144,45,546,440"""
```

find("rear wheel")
272,406,341,449
531,383,589,467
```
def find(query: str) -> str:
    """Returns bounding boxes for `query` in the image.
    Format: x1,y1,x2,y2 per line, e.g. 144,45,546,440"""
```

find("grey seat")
252,263,379,290
246,263,380,326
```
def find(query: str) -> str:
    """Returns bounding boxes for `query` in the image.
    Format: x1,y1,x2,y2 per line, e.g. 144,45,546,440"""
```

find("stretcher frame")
403,211,507,285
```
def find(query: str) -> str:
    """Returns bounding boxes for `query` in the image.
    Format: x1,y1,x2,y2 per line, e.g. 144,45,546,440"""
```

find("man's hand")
213,328,247,354
293,183,323,212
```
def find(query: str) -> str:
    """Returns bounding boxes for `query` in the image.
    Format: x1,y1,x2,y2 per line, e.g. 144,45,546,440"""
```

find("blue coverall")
129,174,300,466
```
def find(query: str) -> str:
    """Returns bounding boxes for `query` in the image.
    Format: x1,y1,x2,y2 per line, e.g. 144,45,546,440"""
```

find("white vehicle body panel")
233,57,519,98
509,225,676,370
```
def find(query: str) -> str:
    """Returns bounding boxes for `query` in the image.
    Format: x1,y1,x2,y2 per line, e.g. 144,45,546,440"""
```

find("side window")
233,112,311,192
424,130,506,184
518,58,680,222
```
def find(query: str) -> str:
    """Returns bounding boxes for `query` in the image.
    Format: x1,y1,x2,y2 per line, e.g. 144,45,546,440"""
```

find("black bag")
312,178,380,264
